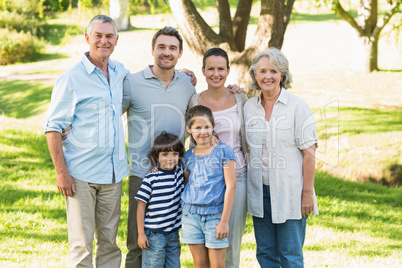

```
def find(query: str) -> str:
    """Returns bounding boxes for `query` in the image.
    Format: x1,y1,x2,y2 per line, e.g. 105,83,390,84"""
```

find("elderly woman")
244,47,318,267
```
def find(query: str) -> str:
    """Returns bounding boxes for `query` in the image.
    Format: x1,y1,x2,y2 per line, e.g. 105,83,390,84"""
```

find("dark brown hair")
147,131,185,167
185,105,215,129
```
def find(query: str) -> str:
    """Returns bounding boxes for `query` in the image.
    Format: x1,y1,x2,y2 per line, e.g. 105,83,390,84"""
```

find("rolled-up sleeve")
43,74,77,134
295,100,318,150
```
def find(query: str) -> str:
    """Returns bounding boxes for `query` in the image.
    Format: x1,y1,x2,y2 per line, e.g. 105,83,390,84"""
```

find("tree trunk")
110,0,132,31
334,0,401,72
353,35,378,72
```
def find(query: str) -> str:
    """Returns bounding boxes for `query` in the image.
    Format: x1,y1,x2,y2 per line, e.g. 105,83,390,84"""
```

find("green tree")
333,0,401,72
169,0,295,92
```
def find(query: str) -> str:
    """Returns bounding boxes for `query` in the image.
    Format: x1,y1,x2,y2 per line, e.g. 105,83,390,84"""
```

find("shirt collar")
144,65,179,82
257,88,288,106
82,52,116,74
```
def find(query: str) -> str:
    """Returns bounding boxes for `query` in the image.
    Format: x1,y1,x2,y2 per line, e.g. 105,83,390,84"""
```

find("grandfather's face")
152,35,183,70
85,22,118,62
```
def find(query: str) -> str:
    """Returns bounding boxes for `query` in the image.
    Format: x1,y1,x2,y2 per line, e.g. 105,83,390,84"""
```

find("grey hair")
87,15,118,36
152,26,183,52
249,47,293,90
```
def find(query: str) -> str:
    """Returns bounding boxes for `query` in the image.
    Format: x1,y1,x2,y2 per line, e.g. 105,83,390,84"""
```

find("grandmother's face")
255,56,282,95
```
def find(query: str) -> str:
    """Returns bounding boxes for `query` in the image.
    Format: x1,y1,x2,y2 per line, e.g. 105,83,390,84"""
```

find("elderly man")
44,15,128,267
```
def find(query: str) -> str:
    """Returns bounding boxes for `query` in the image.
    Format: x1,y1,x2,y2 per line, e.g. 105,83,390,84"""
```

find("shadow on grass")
313,171,401,240
0,81,53,119
31,53,69,63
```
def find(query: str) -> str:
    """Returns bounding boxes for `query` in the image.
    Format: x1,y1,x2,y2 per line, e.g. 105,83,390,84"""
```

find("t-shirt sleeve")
135,175,152,203
295,100,318,150
221,143,236,165
122,76,132,111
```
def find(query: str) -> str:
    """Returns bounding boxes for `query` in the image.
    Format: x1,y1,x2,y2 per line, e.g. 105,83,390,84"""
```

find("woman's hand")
301,190,314,217
216,221,229,239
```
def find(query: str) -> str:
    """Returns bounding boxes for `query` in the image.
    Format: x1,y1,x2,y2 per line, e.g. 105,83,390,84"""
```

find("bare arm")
216,159,236,239
184,170,190,186
301,144,316,217
137,200,149,249
46,131,75,196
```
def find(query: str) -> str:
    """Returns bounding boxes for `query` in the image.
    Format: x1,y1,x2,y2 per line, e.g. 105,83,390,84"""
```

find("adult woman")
188,48,248,268
244,47,318,267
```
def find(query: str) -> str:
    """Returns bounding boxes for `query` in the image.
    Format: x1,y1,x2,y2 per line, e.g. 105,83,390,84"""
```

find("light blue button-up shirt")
44,53,129,184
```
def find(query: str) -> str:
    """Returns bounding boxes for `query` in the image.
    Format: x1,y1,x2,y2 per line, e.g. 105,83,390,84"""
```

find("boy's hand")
216,221,229,240
138,233,149,249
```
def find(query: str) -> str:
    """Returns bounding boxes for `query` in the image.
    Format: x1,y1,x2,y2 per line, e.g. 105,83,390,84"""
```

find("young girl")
181,105,237,268
136,131,185,268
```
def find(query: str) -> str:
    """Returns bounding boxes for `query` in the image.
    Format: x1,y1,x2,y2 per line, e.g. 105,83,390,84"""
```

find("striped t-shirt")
135,165,184,234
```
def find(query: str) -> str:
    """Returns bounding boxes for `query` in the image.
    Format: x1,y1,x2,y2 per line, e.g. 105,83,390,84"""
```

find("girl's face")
158,151,180,171
202,55,230,90
187,115,214,147
255,56,282,95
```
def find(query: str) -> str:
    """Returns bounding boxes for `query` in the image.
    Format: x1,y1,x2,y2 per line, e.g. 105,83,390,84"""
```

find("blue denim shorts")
181,208,229,249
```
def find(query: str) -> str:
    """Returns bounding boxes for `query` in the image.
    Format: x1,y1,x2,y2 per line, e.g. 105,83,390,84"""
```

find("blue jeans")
142,230,181,268
253,185,307,268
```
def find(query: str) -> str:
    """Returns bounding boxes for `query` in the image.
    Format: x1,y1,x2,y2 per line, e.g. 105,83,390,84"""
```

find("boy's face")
158,151,180,171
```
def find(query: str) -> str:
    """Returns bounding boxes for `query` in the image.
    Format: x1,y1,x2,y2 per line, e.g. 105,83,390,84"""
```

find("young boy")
135,131,185,268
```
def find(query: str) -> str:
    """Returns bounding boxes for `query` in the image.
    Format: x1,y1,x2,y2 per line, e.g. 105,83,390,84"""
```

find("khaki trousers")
66,177,122,268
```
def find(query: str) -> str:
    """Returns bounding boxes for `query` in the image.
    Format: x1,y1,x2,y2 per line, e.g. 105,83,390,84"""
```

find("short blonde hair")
249,47,293,90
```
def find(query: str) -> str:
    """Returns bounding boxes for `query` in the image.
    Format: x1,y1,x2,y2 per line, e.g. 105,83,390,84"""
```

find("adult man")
123,26,196,267
44,15,128,267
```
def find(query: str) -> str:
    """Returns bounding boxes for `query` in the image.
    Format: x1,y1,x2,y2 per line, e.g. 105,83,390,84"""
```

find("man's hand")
57,172,76,196
178,68,197,86
61,125,72,141
227,84,244,94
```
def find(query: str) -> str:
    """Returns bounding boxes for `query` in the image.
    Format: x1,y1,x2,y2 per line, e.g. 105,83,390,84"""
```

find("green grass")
0,81,53,119
0,118,401,267
316,106,402,139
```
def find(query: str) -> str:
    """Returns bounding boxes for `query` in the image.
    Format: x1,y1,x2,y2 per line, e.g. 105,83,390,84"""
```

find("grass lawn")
0,126,401,267
1,5,402,268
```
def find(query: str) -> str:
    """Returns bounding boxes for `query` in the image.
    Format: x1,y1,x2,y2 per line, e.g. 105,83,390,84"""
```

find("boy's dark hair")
148,131,185,167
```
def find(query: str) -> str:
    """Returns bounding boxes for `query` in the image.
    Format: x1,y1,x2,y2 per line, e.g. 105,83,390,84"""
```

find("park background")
0,0,401,267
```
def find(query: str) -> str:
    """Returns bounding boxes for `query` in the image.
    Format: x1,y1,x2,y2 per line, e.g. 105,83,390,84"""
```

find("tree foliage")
331,0,401,72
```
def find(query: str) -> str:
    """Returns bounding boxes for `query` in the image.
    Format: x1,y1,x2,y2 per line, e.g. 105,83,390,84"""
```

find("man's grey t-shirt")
122,65,196,178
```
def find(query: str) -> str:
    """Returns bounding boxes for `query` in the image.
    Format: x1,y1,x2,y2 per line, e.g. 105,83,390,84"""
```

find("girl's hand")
216,221,229,239
149,166,158,173
138,233,149,249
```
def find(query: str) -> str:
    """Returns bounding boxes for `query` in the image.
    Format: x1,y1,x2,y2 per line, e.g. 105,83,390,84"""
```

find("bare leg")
208,248,226,268
189,244,209,268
